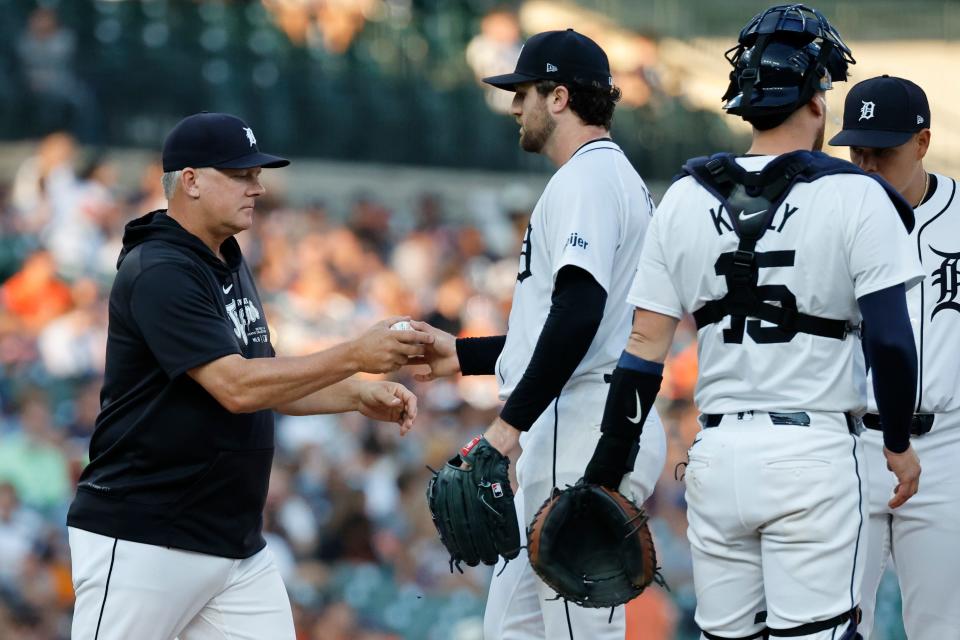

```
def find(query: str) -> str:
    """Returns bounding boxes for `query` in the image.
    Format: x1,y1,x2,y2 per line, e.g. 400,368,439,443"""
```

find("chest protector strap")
680,151,914,341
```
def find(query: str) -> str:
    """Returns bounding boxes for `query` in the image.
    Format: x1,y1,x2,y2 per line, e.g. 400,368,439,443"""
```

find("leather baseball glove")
527,481,663,608
426,436,521,571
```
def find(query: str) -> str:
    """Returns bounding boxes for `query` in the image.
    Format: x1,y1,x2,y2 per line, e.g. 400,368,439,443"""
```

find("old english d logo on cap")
830,75,930,149
162,112,290,172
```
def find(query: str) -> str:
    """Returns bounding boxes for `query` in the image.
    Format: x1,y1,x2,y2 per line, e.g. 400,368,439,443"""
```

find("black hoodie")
67,210,275,559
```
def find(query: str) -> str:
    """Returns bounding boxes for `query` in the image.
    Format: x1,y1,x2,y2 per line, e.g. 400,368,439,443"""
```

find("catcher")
602,6,922,639
416,28,666,638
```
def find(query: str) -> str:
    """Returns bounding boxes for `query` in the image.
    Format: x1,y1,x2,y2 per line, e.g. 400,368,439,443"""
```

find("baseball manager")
67,112,432,640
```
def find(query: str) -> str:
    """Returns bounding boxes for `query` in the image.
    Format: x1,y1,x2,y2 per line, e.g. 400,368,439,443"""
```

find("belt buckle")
769,411,811,427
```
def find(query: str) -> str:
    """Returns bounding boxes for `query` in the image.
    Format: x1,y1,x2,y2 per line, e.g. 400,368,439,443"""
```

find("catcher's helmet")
722,4,855,123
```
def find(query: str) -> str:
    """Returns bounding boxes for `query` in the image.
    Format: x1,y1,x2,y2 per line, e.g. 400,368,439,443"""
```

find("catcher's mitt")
527,481,663,608
426,436,521,571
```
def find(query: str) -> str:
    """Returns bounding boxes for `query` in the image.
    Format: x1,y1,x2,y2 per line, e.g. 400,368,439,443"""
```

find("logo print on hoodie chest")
225,298,261,345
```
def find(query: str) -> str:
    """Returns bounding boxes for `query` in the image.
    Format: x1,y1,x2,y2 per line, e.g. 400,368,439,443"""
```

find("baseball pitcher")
415,29,666,639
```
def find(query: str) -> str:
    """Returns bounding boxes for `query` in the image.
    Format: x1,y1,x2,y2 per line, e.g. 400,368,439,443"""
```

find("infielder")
830,75,960,639
580,6,923,639
413,29,666,638
67,113,431,640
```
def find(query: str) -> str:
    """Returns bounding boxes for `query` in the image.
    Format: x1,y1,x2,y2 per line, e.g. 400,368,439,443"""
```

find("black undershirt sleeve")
499,265,607,431
455,336,506,375
858,284,917,453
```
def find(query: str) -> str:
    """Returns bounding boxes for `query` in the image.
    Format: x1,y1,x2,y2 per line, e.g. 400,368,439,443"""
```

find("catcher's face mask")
722,3,855,119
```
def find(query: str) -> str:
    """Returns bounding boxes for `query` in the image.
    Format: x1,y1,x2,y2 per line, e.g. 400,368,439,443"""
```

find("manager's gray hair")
161,170,182,200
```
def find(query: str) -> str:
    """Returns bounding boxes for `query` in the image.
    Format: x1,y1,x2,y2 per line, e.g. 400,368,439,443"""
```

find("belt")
862,413,934,436
702,411,860,434
701,411,812,428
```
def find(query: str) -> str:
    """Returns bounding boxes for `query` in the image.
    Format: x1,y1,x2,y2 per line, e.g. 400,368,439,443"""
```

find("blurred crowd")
0,131,706,639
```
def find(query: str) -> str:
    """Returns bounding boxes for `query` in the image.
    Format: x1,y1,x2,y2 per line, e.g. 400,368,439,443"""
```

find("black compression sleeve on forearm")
498,266,607,431
455,335,506,375
584,366,662,488
858,284,917,453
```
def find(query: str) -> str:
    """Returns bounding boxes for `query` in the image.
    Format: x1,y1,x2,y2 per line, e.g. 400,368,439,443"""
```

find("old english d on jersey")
867,174,960,415
496,139,656,399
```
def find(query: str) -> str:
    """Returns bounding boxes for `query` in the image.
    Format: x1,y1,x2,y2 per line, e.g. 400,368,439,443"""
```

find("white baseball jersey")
866,173,960,416
629,155,923,415
485,138,665,640
859,175,960,640
495,139,655,400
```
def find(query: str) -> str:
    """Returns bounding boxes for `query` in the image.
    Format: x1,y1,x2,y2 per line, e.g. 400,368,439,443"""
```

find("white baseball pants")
685,412,866,640
483,378,667,639
858,412,960,639
69,527,295,640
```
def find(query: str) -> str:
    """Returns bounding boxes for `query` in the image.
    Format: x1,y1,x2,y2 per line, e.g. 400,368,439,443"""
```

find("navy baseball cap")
483,28,613,91
829,75,930,148
162,112,290,172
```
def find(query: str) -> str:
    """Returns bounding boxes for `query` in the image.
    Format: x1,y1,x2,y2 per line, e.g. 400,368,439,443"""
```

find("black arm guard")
584,366,662,489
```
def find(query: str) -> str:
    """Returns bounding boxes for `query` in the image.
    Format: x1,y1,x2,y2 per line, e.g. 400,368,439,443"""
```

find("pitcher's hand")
408,320,460,381
884,444,921,509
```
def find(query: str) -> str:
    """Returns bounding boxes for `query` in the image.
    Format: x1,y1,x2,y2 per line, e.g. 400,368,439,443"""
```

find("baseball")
390,321,412,331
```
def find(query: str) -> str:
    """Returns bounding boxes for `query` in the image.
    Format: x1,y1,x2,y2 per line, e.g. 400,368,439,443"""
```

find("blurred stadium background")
1,0,956,638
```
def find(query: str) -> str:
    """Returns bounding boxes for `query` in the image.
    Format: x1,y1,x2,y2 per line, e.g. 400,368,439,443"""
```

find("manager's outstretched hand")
351,317,435,374
357,380,418,435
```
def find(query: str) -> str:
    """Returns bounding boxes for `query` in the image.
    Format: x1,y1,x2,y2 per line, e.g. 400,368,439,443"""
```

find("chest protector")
680,150,914,340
